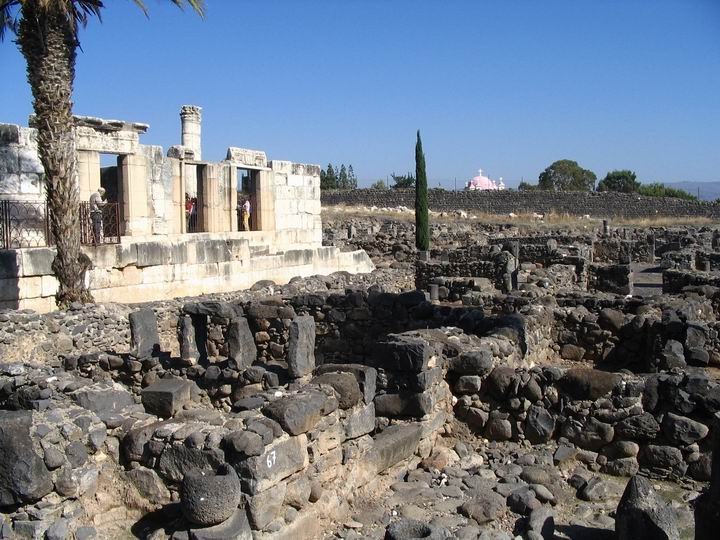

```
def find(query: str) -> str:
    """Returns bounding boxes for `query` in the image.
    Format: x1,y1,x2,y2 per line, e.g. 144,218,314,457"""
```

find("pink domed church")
466,169,505,191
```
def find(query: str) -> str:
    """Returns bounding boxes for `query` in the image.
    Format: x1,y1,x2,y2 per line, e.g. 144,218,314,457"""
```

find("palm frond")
130,0,205,18
0,0,20,41
131,0,148,17
169,0,205,18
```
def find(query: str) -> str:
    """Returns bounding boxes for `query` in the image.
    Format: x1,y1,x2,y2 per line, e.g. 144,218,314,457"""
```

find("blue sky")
1,0,719,188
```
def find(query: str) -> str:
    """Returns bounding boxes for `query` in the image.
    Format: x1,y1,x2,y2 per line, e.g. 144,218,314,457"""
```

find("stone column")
229,167,238,232
77,150,100,203
256,169,276,232
199,164,219,233
170,157,184,234
180,105,202,161
119,153,150,236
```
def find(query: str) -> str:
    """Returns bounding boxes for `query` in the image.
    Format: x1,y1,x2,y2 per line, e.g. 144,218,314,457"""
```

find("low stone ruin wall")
696,251,720,271
414,250,517,292
593,237,655,264
321,189,720,218
453,364,716,482
663,268,720,294
0,234,373,312
1,283,719,538
588,264,632,295
552,296,720,369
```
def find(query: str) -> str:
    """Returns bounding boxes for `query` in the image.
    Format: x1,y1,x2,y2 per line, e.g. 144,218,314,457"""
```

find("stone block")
178,315,200,366
308,417,344,456
236,435,308,494
20,247,55,277
344,402,375,439
454,375,483,394
226,318,256,370
559,368,621,400
71,384,135,422
129,308,161,359
373,333,440,373
183,301,242,319
125,467,171,505
0,278,19,301
311,372,362,409
374,390,436,418
0,250,20,279
141,378,194,418
40,275,58,297
287,315,316,378
447,349,494,376
158,444,225,483
0,411,53,506
0,123,20,145
314,363,377,404
262,391,328,435
615,476,679,540
369,423,422,474
135,241,171,267
116,243,138,268
188,508,252,540
121,265,143,286
247,482,286,530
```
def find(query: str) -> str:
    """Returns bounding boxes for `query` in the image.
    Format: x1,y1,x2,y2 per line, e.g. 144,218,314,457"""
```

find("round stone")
180,464,242,526
384,519,448,540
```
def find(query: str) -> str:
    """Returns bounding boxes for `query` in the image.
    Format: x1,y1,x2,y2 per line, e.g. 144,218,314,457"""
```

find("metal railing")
79,202,121,246
0,199,121,250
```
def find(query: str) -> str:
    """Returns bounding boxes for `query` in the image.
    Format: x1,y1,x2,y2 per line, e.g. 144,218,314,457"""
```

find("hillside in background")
664,181,720,201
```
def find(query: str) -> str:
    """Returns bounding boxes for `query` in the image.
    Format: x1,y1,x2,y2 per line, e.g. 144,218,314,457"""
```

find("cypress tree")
339,164,349,190
415,130,429,251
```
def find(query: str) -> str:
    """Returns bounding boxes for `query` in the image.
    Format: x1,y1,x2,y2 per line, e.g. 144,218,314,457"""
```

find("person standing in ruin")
242,197,251,231
89,187,107,245
189,197,197,232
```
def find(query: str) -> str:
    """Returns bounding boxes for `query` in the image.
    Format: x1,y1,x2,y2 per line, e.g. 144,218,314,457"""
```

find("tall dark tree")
597,170,640,193
391,172,414,189
320,163,337,190
1,0,204,308
338,164,349,190
415,130,429,251
347,164,357,189
538,159,596,191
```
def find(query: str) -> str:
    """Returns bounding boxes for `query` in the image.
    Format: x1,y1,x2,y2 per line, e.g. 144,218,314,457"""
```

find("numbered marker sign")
266,450,277,469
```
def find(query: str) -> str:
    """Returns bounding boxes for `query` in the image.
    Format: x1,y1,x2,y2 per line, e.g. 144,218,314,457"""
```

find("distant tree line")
366,173,415,190
320,164,358,190
518,160,697,201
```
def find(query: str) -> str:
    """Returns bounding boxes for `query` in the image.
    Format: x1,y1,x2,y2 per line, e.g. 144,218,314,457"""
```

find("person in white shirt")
89,187,107,244
241,198,251,231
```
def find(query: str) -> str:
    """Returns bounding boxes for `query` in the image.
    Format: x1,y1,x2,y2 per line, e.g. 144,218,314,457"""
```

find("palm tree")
0,0,204,309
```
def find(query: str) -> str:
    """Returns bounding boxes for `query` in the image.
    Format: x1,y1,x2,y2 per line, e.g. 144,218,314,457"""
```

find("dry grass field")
322,203,719,229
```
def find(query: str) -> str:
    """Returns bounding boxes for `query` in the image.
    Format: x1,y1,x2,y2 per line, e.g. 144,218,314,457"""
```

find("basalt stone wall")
322,189,720,218
696,251,720,272
1,332,450,539
588,264,633,295
453,365,717,482
552,302,720,370
593,238,655,264
415,251,517,292
663,269,720,294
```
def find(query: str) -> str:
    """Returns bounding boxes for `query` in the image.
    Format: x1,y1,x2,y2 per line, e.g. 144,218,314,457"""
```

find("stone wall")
415,250,517,292
663,269,720,294
454,365,715,482
0,124,44,201
0,234,374,312
321,189,720,218
0,110,324,246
